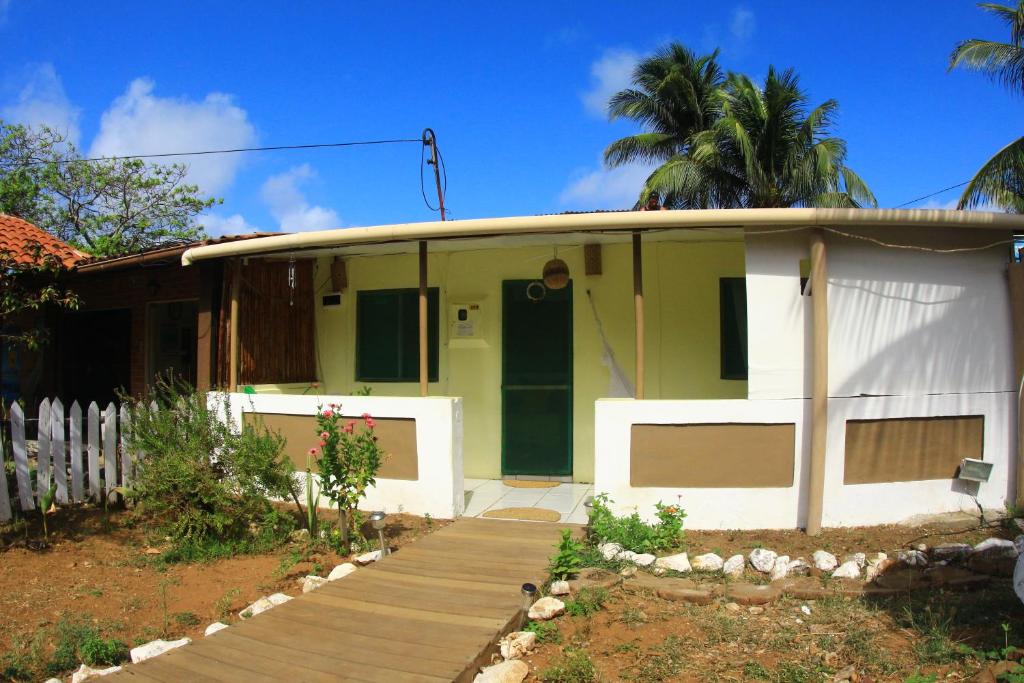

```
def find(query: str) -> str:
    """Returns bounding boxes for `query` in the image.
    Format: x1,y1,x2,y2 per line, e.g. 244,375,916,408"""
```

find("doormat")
483,507,561,522
502,479,560,489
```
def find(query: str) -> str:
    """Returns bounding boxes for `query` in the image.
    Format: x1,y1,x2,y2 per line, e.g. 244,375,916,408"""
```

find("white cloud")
89,78,256,194
581,48,639,118
730,6,756,42
199,212,260,237
559,158,654,210
2,63,80,144
260,164,340,232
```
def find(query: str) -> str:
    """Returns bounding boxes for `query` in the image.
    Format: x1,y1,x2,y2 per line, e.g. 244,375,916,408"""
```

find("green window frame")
356,288,440,382
720,277,748,380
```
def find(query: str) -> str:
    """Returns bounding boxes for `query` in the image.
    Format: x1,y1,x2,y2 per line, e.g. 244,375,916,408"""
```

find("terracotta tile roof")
0,214,87,268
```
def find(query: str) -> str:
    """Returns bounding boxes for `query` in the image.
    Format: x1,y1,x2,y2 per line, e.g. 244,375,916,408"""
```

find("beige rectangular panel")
843,415,984,485
630,423,795,488
242,412,419,481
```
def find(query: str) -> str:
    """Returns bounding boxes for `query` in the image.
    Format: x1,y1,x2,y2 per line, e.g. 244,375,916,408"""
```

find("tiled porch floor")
463,478,593,524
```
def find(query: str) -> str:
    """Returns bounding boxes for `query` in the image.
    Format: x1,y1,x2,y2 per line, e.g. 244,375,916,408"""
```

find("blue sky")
0,1,1019,234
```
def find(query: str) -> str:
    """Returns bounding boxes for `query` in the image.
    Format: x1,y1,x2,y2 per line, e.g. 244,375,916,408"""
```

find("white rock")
652,566,667,576
355,550,383,565
300,575,328,593
723,554,745,578
897,550,928,567
599,542,623,561
831,560,861,579
633,553,656,567
843,552,867,569
130,638,191,663
527,596,564,620
932,543,972,561
974,537,1019,558
327,563,357,581
499,631,537,660
800,605,812,616
770,555,791,581
812,550,838,572
549,580,571,596
692,553,724,572
240,592,292,619
616,549,638,563
204,622,229,636
654,552,691,573
1013,554,1024,605
788,557,811,576
475,659,529,683
748,548,777,573
45,679,62,683
1014,535,1024,556
619,565,637,578
71,665,123,683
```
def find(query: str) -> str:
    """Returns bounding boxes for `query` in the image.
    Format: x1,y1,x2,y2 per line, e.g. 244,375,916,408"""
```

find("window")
356,288,439,382
720,278,748,380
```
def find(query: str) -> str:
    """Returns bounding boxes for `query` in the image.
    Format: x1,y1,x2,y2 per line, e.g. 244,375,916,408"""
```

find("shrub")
549,529,585,580
79,636,128,667
123,380,301,550
588,493,685,553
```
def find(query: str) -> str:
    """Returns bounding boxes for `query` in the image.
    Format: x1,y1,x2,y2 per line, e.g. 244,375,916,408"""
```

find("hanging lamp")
542,246,569,290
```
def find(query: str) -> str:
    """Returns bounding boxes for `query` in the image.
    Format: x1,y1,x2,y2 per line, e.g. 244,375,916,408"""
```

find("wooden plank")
120,404,132,487
69,401,84,503
87,402,101,501
0,412,10,521
37,398,51,499
346,567,521,597
11,403,33,510
302,591,505,630
368,561,533,587
128,651,251,683
102,402,117,497
51,398,67,504
318,580,515,619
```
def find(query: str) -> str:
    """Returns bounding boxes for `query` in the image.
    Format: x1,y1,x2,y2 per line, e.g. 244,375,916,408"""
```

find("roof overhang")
180,208,1024,266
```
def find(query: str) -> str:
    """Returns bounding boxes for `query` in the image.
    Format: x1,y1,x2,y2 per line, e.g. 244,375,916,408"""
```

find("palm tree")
604,45,874,209
675,68,875,208
602,43,725,208
950,2,1024,211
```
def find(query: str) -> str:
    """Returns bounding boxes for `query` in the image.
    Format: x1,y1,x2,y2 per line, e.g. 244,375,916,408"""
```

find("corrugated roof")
0,214,88,268
72,233,286,273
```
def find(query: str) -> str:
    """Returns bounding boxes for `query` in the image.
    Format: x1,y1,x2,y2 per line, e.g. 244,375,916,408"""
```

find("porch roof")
180,207,1024,265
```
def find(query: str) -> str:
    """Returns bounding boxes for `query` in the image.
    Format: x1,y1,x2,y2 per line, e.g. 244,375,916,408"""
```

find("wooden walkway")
108,518,568,683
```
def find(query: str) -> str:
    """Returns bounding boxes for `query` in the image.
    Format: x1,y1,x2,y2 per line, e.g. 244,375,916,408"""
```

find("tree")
1,243,79,352
950,2,1024,211
0,120,218,257
603,44,874,209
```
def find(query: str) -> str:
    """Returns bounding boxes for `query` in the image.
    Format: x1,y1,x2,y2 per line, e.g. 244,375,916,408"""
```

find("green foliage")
312,403,383,552
549,529,586,580
565,586,608,618
588,493,685,553
172,612,201,628
539,648,598,683
0,120,217,257
903,674,938,683
79,636,129,667
0,242,78,352
524,619,562,644
743,661,772,680
603,42,874,210
43,615,128,675
123,380,300,553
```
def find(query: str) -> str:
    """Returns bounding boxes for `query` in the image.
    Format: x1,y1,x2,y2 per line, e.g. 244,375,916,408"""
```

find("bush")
123,380,301,551
79,636,128,667
588,493,685,553
549,529,585,580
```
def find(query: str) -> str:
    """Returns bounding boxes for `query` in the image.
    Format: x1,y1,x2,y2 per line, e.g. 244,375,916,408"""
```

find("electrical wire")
30,138,423,165
894,180,970,208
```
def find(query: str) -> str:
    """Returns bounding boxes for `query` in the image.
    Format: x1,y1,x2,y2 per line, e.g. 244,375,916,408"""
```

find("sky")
0,1,1019,234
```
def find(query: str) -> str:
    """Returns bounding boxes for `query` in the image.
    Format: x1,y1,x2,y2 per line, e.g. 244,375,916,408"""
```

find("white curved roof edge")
181,207,1024,266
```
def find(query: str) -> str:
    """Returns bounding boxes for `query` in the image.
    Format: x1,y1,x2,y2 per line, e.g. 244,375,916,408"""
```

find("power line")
33,137,423,165
894,180,970,208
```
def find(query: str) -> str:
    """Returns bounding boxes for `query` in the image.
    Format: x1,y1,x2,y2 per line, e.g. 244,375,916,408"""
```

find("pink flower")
329,402,339,409
320,431,330,440
365,417,376,429
361,412,372,420
322,409,334,418
319,440,327,447
343,421,355,434
308,447,317,456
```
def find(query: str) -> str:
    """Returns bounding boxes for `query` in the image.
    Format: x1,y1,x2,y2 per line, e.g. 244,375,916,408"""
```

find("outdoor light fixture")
369,510,389,556
582,496,595,538
542,246,569,290
957,458,993,483
520,583,537,628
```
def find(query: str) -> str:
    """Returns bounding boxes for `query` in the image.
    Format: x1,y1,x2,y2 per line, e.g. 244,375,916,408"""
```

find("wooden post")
195,262,218,392
1006,262,1024,507
633,231,645,400
228,260,242,392
806,229,829,536
419,241,428,397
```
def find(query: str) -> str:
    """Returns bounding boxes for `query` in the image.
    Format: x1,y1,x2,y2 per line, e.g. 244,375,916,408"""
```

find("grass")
173,611,201,627
524,620,563,645
564,587,609,618
539,648,598,683
0,613,129,681
619,606,647,627
215,587,241,620
629,635,688,682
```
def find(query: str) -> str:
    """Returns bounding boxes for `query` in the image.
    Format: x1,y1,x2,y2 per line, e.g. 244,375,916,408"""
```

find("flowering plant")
311,403,383,552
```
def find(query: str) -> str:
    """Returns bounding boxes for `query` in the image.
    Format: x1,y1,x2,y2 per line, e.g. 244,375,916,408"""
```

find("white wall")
217,392,465,519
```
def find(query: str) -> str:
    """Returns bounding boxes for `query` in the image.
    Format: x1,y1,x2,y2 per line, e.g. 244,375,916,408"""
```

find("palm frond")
958,134,1024,211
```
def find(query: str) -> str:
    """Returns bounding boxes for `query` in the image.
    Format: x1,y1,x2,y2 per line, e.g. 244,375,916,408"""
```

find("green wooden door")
501,280,573,476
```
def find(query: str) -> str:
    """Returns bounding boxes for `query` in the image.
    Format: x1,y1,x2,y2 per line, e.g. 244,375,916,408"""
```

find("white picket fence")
0,398,136,522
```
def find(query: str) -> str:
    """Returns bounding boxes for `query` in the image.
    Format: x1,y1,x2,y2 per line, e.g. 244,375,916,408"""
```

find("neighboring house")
180,208,1024,529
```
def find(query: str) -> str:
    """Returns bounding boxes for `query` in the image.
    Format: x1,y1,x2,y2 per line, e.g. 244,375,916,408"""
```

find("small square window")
356,288,439,382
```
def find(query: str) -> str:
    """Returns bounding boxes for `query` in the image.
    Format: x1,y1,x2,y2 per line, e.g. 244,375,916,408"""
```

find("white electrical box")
450,302,485,346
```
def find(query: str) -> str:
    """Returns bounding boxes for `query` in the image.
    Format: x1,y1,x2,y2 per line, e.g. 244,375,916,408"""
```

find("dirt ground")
523,519,1024,682
0,507,445,681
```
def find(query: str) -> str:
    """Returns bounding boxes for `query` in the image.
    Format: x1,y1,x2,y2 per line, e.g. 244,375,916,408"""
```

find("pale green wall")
257,240,746,482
